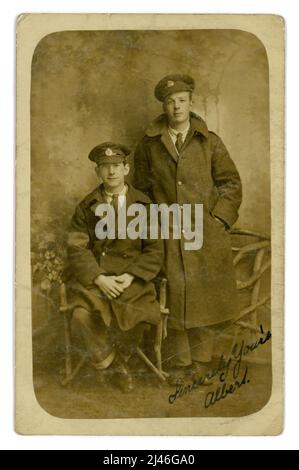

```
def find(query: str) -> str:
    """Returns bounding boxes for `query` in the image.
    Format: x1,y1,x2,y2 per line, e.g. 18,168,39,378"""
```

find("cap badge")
166,80,175,88
105,148,114,156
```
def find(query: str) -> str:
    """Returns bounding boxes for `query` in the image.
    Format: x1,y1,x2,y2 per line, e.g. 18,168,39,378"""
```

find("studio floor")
33,355,272,420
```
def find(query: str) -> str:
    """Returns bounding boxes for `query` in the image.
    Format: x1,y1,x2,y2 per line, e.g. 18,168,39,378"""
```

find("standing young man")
133,74,242,383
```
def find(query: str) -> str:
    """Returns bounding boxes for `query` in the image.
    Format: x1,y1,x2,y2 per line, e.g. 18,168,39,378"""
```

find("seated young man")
66,142,164,392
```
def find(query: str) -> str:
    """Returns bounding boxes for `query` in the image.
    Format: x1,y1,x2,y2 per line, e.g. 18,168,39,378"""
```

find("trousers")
163,320,234,367
72,307,146,370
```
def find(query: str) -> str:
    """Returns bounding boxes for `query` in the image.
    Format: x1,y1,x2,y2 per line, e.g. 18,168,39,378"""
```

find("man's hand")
114,273,135,290
94,274,125,300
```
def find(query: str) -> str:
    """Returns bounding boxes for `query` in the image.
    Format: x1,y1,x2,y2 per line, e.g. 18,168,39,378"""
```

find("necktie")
112,194,119,216
175,132,184,153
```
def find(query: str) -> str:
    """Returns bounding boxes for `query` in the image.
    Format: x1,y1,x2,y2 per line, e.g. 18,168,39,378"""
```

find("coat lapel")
84,185,105,214
145,112,209,163
182,126,193,148
161,129,178,163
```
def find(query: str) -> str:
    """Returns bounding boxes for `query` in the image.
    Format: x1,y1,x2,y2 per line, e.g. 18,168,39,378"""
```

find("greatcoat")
133,112,242,330
66,183,164,331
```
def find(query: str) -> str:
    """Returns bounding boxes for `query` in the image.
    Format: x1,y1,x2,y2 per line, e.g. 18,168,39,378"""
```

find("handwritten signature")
168,324,271,408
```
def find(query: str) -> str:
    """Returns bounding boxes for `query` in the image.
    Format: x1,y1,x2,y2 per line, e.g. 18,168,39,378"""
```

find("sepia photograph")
15,14,284,435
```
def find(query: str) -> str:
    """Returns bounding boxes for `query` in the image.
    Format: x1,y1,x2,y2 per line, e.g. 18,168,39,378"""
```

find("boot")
186,361,217,386
167,366,188,386
112,353,134,393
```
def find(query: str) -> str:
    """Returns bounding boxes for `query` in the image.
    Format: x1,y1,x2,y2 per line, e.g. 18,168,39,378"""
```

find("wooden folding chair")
60,229,271,386
59,278,170,386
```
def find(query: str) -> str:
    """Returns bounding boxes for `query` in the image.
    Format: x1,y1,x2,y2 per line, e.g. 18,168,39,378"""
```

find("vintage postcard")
15,14,284,435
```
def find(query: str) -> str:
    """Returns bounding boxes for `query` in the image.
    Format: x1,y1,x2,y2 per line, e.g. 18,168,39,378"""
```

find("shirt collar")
168,122,190,139
104,184,127,198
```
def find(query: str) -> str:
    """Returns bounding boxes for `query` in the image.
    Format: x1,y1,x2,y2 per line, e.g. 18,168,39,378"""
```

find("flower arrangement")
31,232,66,293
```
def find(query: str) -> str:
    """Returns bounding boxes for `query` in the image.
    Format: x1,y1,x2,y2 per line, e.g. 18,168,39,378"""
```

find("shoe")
187,361,217,386
112,354,134,393
95,370,107,387
167,367,187,386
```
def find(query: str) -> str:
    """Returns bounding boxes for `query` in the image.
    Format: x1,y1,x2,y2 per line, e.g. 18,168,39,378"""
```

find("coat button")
178,181,183,186
122,253,128,258
101,252,106,257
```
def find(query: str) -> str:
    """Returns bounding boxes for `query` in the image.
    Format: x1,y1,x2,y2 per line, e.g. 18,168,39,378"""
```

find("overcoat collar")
145,111,209,139
145,112,209,162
